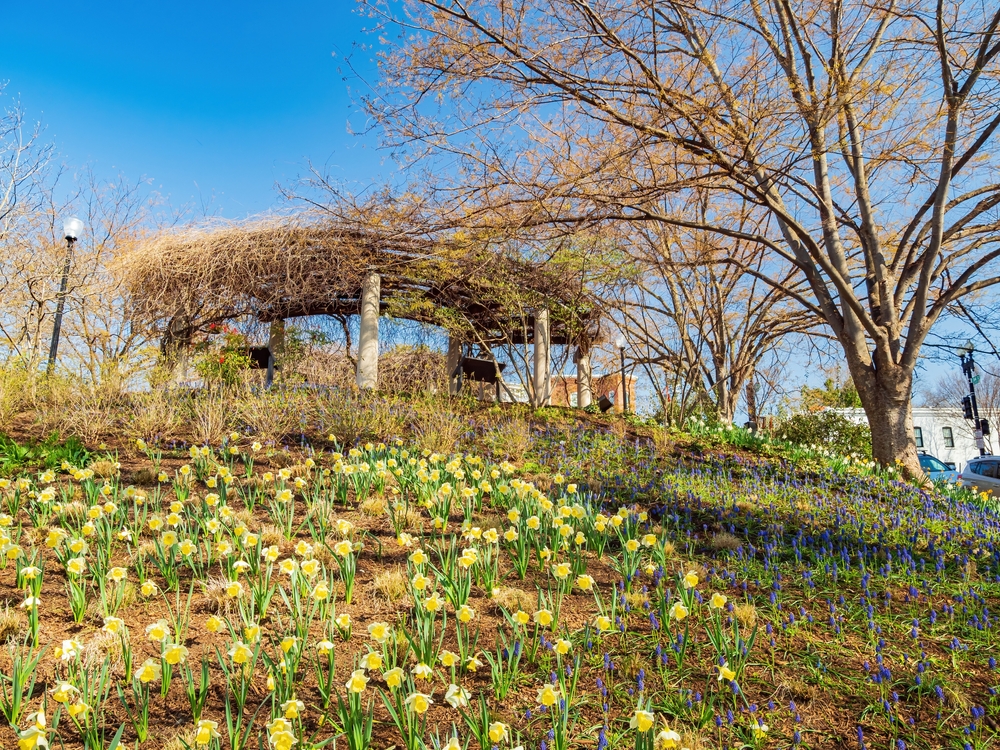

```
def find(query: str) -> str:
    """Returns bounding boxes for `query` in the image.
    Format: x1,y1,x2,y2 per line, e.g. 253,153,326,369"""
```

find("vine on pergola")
118,206,602,354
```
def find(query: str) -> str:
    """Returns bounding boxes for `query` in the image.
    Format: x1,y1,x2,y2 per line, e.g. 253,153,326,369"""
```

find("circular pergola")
121,211,605,404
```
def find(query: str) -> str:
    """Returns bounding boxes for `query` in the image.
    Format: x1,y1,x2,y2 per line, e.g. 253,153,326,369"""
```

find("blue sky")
1,0,385,217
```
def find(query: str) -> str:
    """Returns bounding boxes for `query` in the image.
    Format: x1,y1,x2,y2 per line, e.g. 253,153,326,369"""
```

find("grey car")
959,456,1000,494
918,453,959,483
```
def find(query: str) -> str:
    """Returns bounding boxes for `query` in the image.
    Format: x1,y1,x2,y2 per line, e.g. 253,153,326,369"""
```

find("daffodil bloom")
445,683,470,708
146,620,171,642
107,567,127,582
20,596,41,610
409,549,427,565
281,699,304,719
668,601,689,621
383,666,404,688
405,691,433,714
269,730,297,750
682,570,699,589
141,580,158,597
537,684,560,707
335,613,351,630
552,562,571,579
457,604,475,623
514,610,530,626
710,592,727,609
163,644,189,665
412,662,434,680
226,581,244,598
630,709,655,732
205,615,225,633
244,624,262,641
301,559,319,576
312,582,330,601
361,651,382,670
195,720,221,746
424,593,443,612
334,540,353,557
595,615,612,631
17,724,48,750
411,573,429,591
102,616,125,634
554,638,572,655
57,639,82,661
368,621,390,643
51,682,78,703
534,609,554,627
345,669,368,693
440,650,459,668
67,701,89,719
655,727,682,748
466,655,483,671
488,722,509,744
576,574,594,591
66,557,86,576
751,722,769,739
229,641,254,664
137,659,162,684
717,662,736,682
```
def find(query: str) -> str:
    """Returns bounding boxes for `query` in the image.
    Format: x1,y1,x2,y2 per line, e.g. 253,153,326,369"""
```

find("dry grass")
359,494,388,516
89,459,119,478
708,531,742,552
190,392,233,446
370,567,408,603
127,389,181,441
733,603,758,628
412,408,465,454
0,605,24,643
490,586,535,612
483,418,532,462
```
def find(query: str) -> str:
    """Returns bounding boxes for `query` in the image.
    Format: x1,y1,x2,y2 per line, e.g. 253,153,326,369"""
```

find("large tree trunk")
848,356,920,476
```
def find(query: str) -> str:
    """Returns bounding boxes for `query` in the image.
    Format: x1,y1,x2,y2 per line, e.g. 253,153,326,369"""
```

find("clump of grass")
370,567,408,603
490,586,533,612
0,606,24,643
89,459,119,478
132,467,158,485
708,531,741,552
733,603,758,628
164,728,199,750
359,495,388,516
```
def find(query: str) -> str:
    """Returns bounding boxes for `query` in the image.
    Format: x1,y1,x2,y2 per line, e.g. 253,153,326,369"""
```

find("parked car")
918,452,959,483
958,455,1000,493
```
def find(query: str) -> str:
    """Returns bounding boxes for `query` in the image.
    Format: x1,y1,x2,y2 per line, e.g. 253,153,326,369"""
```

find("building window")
914,426,924,448
943,426,954,448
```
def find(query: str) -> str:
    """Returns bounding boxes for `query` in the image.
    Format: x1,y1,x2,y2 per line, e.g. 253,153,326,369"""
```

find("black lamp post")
959,340,987,456
46,217,84,375
615,336,628,413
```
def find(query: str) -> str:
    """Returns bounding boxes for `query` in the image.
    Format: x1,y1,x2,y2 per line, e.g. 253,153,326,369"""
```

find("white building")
837,407,983,471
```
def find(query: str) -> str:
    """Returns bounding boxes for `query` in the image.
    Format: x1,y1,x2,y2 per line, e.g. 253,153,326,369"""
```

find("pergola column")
532,308,551,407
356,270,380,390
446,335,463,395
575,345,592,408
266,319,285,389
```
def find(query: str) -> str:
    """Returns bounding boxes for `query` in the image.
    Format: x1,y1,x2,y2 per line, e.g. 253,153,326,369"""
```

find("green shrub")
773,410,872,457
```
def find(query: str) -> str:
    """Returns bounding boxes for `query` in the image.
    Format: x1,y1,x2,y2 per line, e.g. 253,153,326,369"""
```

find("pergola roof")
120,213,602,346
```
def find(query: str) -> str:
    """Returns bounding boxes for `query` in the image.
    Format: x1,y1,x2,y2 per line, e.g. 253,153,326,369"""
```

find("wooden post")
266,319,285,388
447,335,463,395
575,346,592,408
356,271,380,390
533,309,551,407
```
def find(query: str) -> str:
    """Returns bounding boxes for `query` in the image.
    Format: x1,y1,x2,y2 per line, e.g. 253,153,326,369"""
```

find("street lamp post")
615,336,628,413
46,217,84,375
959,340,987,456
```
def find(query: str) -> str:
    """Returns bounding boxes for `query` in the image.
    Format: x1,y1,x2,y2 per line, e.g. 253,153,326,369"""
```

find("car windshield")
919,455,950,472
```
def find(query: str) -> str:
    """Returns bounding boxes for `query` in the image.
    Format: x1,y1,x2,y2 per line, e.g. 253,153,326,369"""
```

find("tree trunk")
849,357,920,477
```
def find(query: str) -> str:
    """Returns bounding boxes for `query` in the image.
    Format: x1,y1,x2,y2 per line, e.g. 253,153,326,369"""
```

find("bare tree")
363,0,1000,475
609,195,818,423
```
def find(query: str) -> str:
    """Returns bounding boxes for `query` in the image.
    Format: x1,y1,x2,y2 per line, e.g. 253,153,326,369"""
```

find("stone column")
446,335,463,395
532,308,551,407
575,346,592,408
266,319,285,389
356,271,380,390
